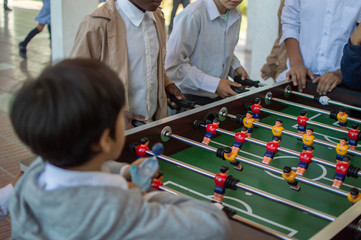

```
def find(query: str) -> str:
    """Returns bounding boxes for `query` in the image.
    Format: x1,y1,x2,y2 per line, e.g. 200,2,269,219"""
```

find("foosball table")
121,81,361,240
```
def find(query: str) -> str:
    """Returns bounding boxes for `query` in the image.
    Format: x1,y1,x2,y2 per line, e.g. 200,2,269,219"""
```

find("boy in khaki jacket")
71,0,184,127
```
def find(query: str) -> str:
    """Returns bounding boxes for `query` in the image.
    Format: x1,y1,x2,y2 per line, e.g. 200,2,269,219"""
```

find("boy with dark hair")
71,0,184,126
165,0,248,105
9,59,230,239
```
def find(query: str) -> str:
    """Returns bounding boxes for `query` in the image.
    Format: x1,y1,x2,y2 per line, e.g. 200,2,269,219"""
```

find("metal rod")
260,107,347,134
159,185,295,240
286,86,361,113
194,122,354,193
215,127,361,178
160,127,337,221
224,111,361,157
267,94,361,125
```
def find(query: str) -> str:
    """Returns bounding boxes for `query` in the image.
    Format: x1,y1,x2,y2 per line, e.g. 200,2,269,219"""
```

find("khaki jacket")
261,0,287,81
70,0,171,120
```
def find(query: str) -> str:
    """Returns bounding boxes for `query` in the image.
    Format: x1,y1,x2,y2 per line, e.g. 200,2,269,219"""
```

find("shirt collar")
206,0,241,25
116,0,155,27
39,161,128,190
206,0,221,21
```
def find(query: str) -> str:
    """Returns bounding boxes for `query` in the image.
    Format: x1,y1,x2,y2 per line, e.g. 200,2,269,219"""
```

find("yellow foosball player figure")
243,111,255,137
282,166,301,192
348,188,361,204
337,108,348,130
302,128,315,152
222,147,243,171
336,137,349,164
271,119,284,141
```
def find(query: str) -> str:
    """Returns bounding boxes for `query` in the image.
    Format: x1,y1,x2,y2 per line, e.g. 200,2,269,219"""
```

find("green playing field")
158,105,360,239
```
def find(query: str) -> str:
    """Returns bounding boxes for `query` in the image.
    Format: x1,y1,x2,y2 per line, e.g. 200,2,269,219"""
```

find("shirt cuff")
0,184,14,218
120,164,130,176
279,29,300,44
199,75,221,93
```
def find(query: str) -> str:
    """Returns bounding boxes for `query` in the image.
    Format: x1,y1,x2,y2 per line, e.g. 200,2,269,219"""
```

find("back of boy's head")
10,59,126,168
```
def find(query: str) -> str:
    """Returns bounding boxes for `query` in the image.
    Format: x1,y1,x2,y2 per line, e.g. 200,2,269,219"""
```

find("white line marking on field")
164,180,298,236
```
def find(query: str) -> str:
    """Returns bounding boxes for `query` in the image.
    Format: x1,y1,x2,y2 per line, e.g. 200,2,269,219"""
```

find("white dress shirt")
0,184,13,220
278,0,361,81
165,0,242,98
38,162,129,191
116,0,159,119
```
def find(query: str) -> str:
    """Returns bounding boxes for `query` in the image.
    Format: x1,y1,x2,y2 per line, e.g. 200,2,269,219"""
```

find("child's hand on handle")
129,143,163,191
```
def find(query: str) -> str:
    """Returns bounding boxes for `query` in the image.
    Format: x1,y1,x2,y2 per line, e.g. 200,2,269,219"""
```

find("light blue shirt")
280,0,361,78
165,0,242,98
116,0,159,119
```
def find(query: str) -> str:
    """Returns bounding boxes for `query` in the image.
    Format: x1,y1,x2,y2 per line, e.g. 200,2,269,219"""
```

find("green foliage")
238,0,248,16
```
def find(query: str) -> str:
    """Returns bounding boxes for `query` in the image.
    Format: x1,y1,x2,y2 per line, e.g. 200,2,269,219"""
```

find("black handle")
169,95,196,109
234,76,261,88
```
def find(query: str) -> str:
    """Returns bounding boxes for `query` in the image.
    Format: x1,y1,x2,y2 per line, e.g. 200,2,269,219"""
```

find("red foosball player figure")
202,118,220,145
250,98,262,122
214,166,230,203
151,171,164,190
302,128,315,152
296,110,308,135
282,166,301,192
136,137,150,159
337,108,348,130
332,161,350,189
222,147,243,171
262,136,281,165
348,188,361,204
243,111,254,137
296,146,315,176
348,124,360,150
213,166,239,203
231,127,248,154
271,119,284,141
336,137,349,164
